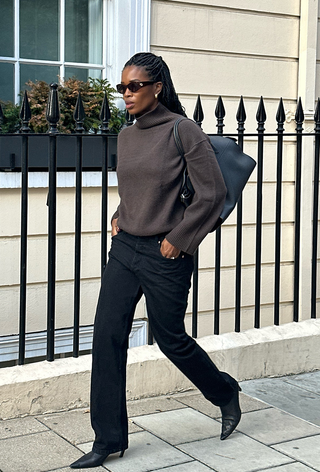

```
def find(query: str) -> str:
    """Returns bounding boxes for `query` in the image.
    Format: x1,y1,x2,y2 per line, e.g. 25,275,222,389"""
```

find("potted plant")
0,77,126,171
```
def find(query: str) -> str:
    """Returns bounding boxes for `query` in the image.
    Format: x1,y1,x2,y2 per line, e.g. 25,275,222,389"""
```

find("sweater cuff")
111,209,119,226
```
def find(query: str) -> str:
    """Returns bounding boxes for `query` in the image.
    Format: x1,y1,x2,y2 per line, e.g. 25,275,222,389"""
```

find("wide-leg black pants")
90,231,234,455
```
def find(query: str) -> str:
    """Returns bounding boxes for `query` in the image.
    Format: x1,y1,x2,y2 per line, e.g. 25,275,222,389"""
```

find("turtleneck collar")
134,102,175,129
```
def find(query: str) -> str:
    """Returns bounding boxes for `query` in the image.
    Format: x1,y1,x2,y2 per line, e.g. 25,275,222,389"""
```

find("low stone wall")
1,319,319,420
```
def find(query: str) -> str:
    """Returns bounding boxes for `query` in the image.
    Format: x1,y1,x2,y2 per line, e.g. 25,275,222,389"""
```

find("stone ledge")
0,319,319,419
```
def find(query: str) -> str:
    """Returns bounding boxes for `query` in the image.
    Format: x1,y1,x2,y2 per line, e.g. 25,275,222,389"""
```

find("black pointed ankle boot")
220,383,241,440
70,449,125,469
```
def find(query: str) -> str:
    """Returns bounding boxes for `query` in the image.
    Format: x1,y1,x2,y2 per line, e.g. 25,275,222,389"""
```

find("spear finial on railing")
100,92,111,133
314,98,320,133
193,95,204,128
0,102,4,132
236,96,246,133
123,110,135,128
276,98,286,133
295,97,304,131
256,96,266,132
73,92,85,133
19,90,31,133
46,83,60,134
215,96,225,135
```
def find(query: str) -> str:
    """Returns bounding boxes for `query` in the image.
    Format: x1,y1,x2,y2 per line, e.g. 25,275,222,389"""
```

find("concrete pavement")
0,370,320,472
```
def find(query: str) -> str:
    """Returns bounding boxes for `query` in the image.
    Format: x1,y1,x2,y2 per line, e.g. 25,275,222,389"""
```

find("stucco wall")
150,0,319,331
0,177,145,342
151,0,300,133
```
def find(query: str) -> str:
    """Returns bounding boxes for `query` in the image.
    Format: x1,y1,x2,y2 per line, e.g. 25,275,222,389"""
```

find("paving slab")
129,418,144,433
178,433,292,472
101,431,192,472
284,371,320,394
37,408,94,445
0,416,48,439
75,440,93,453
0,430,80,472
273,434,320,471
255,463,315,471
238,408,320,445
174,391,269,419
173,392,221,418
53,467,106,472
127,395,187,418
240,377,320,426
152,461,215,471
133,408,221,445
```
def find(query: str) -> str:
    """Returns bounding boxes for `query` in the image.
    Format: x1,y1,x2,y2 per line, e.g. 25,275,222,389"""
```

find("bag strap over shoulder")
173,118,195,208
173,117,186,159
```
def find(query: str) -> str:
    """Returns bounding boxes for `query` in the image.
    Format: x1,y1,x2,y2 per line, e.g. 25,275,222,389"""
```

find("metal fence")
0,83,319,366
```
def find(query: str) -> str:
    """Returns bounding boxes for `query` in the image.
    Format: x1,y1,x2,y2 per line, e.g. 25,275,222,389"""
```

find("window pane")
20,64,60,90
0,0,14,57
65,67,102,82
65,0,102,64
20,0,59,61
0,63,14,102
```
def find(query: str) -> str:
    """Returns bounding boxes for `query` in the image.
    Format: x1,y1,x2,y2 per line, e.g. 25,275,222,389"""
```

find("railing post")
214,96,225,335
191,95,204,338
254,97,266,328
73,92,85,357
293,98,304,322
311,98,320,319
46,83,60,361
274,98,285,325
100,92,110,278
235,96,246,332
18,90,31,365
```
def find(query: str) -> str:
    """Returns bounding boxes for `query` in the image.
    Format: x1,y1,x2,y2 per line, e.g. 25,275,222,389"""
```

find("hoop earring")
155,93,158,99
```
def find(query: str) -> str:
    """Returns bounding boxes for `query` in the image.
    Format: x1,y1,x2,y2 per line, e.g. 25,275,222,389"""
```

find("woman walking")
71,52,241,469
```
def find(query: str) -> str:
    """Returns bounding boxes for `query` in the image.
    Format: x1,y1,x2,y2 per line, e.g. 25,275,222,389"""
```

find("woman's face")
120,65,162,117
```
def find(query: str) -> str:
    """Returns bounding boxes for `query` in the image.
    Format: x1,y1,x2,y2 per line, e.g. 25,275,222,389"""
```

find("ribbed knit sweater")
113,103,226,255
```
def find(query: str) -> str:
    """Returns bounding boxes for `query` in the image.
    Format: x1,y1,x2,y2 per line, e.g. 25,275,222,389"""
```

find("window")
0,0,105,103
0,0,151,105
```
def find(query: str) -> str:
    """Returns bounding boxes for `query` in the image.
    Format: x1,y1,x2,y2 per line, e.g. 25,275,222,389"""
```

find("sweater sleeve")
111,207,119,224
165,119,226,255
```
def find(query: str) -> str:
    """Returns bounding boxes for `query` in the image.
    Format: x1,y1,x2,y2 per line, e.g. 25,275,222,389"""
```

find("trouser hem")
92,444,128,456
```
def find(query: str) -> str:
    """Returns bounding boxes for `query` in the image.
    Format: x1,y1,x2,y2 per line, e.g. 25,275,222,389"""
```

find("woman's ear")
155,82,163,96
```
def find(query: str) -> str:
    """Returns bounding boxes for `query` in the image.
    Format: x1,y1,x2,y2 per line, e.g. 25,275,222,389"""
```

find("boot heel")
119,450,125,458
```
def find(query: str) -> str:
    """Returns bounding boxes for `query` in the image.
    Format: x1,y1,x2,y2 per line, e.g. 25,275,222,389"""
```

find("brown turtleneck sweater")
113,103,226,255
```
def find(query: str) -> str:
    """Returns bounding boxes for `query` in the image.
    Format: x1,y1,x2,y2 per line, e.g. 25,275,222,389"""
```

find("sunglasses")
116,81,155,94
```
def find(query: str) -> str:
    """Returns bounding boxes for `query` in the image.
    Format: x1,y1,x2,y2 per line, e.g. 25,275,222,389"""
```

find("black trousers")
90,231,235,455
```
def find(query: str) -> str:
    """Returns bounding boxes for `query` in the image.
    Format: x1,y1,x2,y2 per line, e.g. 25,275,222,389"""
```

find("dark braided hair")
124,52,187,117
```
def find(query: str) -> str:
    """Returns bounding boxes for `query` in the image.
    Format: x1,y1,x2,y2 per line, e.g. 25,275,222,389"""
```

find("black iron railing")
0,84,319,366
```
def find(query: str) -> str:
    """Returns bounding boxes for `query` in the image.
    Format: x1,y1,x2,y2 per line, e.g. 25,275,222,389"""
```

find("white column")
60,0,65,82
14,0,20,103
297,0,319,320
105,0,151,87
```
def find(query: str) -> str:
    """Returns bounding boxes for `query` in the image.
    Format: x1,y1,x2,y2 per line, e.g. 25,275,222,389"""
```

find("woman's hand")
111,218,121,237
160,238,181,259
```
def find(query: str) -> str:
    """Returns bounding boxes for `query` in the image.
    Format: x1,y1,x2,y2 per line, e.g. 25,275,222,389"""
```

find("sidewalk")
0,370,320,472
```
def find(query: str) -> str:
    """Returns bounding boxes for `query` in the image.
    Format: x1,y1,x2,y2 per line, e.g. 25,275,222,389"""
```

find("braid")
124,52,187,117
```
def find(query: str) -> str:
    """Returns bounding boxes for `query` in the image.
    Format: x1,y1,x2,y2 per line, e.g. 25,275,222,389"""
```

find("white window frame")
0,0,150,189
0,0,151,104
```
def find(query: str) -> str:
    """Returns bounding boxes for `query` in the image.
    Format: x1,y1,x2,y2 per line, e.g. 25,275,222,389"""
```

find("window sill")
0,171,118,189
